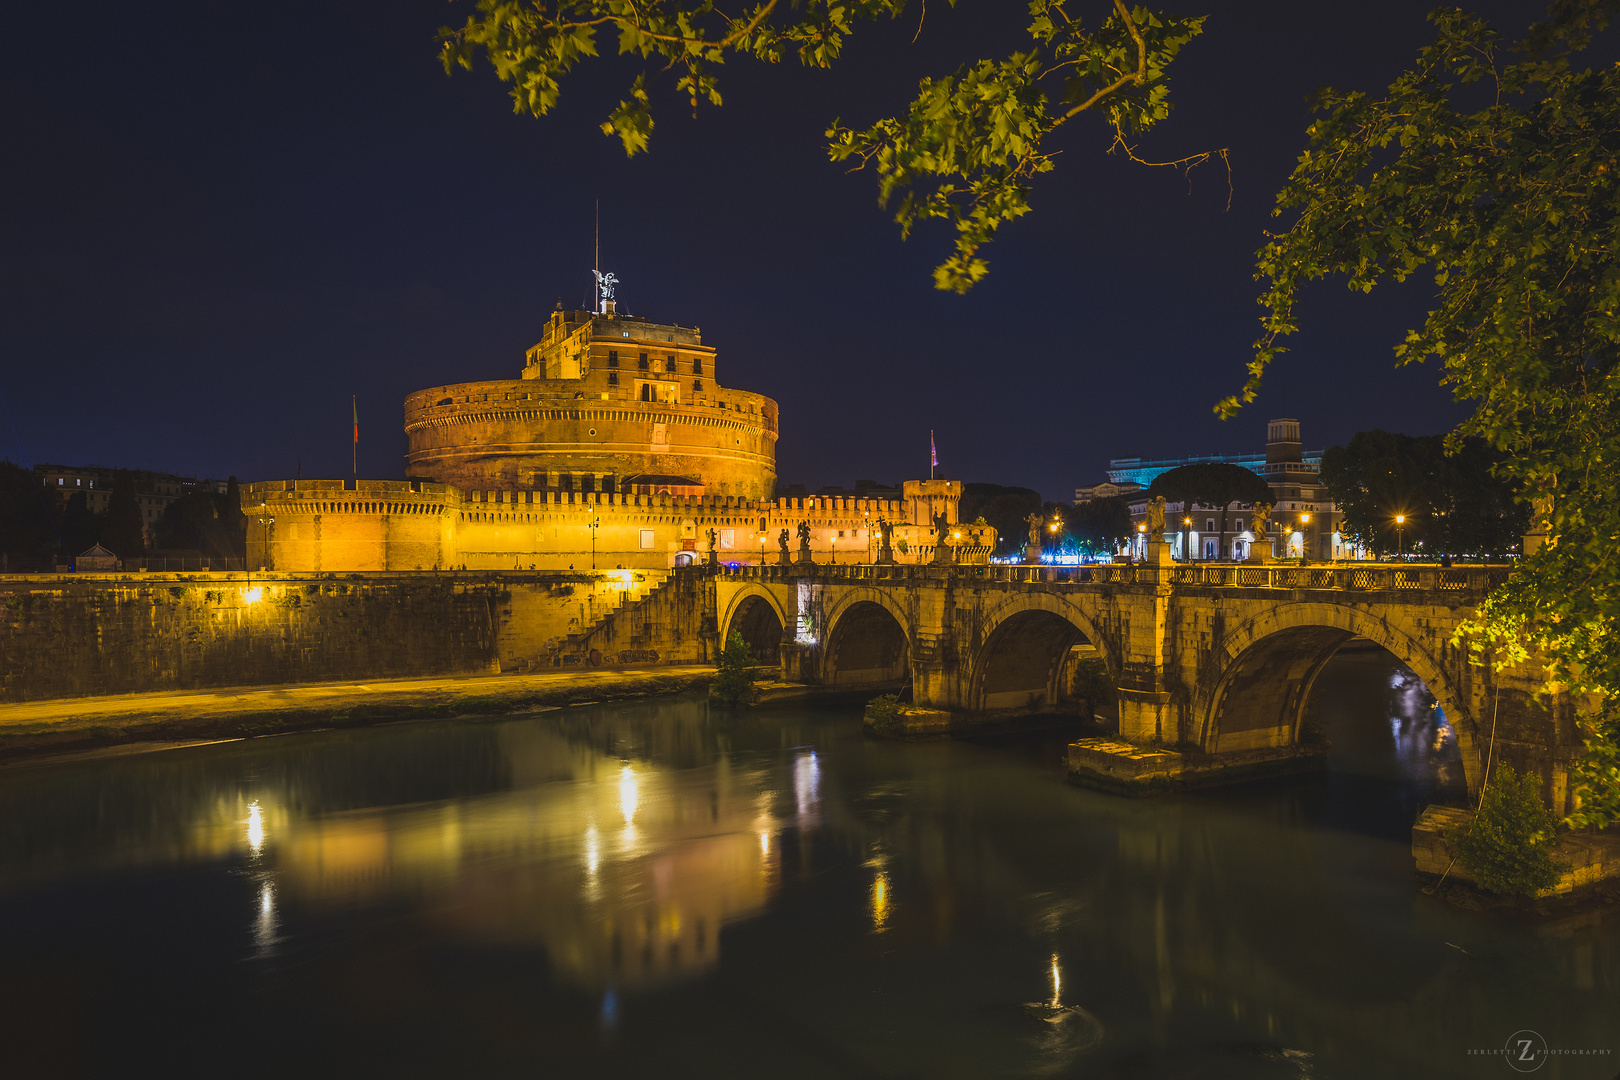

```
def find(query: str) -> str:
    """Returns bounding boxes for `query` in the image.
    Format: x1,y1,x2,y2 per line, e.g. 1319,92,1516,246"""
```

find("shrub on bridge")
1444,765,1565,897
710,631,756,708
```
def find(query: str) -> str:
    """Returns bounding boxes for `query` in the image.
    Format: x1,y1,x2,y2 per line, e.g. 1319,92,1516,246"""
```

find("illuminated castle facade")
243,301,993,572
404,306,777,500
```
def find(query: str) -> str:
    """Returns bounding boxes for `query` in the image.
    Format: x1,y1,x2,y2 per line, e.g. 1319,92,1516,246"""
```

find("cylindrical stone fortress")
404,308,777,500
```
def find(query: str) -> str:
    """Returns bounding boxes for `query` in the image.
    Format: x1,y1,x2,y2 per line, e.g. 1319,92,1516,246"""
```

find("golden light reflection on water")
214,727,795,992
246,802,264,855
1050,953,1063,1009
618,764,639,825
870,870,892,933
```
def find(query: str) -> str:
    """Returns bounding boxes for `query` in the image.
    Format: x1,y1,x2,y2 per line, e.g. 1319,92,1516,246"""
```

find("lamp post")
759,530,767,566
1299,512,1311,562
587,507,600,570
1182,516,1192,562
830,533,837,564
1047,521,1058,563
1395,514,1406,560
1136,522,1146,561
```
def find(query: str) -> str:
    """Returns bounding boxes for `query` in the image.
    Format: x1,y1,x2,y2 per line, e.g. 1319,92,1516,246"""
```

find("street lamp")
1183,516,1192,562
1394,514,1406,559
759,530,767,566
587,507,600,570
830,533,837,564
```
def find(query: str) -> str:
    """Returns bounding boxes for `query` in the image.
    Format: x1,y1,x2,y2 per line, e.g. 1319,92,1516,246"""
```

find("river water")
0,651,1615,1078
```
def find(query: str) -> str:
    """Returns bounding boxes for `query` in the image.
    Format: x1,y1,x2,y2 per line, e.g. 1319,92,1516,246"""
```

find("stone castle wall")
0,569,673,702
242,478,995,573
403,379,778,500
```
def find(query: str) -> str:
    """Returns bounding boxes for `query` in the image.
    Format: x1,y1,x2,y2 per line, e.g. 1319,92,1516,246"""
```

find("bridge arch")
968,593,1116,714
1198,601,1479,791
717,585,788,665
821,588,914,688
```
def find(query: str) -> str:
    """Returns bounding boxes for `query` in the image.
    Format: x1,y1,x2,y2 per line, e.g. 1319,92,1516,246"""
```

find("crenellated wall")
241,479,997,573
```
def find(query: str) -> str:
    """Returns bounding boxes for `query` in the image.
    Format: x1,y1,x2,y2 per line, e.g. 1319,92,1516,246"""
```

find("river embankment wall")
0,569,710,703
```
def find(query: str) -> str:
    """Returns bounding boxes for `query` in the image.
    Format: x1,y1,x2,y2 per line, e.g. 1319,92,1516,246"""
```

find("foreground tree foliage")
710,630,758,707
1228,0,1620,826
1444,765,1565,897
439,0,1212,290
1320,430,1528,559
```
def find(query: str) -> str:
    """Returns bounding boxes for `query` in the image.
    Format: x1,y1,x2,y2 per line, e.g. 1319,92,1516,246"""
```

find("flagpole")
352,395,357,484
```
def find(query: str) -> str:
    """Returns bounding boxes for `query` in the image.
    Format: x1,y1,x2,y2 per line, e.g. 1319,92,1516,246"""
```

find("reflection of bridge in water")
710,562,1577,806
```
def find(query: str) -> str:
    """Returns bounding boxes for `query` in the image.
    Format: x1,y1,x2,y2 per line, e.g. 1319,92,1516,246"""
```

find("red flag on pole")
353,396,359,445
930,430,938,478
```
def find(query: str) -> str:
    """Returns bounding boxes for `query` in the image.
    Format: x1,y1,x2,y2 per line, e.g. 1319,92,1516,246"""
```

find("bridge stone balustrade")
709,558,1584,810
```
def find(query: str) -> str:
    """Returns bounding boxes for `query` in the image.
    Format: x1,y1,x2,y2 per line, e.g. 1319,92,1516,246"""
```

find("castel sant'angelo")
244,281,993,572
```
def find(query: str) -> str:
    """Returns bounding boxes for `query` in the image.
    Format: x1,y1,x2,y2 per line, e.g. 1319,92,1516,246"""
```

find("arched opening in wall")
1208,629,1469,829
673,552,696,567
975,610,1102,714
727,595,782,665
824,602,909,688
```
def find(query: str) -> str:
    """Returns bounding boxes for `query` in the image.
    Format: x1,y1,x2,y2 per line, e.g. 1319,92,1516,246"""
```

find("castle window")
665,356,676,372
608,371,618,385
693,358,703,375
693,380,702,391
641,383,652,401
638,352,649,370
608,350,618,368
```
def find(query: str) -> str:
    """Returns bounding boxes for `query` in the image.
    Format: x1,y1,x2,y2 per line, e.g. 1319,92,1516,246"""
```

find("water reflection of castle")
262,718,800,990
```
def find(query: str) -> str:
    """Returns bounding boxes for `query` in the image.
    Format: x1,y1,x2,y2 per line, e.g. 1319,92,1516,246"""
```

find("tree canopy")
439,0,1214,291
1069,495,1132,555
1319,430,1527,559
1230,0,1620,825
1147,462,1270,511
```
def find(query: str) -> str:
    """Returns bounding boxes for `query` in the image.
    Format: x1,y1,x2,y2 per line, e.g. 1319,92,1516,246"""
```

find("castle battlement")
243,478,993,572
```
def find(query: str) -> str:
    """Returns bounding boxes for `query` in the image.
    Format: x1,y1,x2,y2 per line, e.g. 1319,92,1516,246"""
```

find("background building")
1076,419,1356,560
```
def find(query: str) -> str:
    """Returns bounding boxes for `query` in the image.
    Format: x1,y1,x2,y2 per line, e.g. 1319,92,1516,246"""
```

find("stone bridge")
709,560,1581,809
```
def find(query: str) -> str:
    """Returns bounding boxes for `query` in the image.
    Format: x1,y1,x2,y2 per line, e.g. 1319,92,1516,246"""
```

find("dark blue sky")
1,1,1549,500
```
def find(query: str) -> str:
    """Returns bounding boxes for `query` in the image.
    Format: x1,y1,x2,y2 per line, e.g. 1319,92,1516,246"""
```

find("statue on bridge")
1250,502,1271,541
1024,512,1043,564
1145,496,1167,542
1248,502,1273,563
876,518,895,564
932,510,954,565
778,527,792,566
796,520,813,564
705,527,718,567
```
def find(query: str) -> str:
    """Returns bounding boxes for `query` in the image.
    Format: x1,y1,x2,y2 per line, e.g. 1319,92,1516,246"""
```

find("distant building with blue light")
1076,419,1361,561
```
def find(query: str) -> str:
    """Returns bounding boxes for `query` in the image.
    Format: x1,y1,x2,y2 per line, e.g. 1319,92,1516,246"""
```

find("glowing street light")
1395,514,1406,558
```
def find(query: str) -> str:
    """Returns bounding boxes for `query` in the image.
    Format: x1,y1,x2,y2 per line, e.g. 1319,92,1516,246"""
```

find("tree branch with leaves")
439,0,1216,290
1227,0,1620,826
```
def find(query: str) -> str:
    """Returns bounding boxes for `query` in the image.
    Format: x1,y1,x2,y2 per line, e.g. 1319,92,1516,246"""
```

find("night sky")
2,0,1551,501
